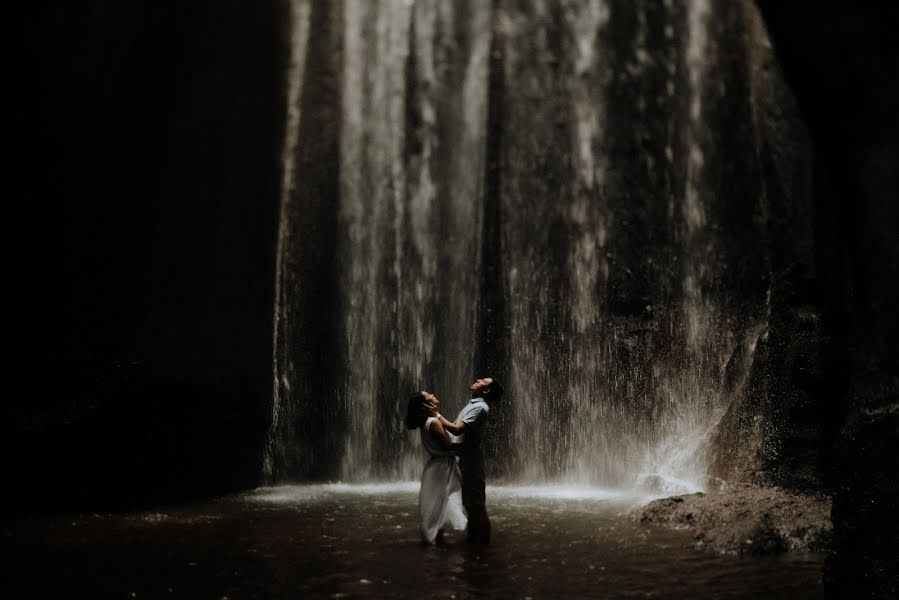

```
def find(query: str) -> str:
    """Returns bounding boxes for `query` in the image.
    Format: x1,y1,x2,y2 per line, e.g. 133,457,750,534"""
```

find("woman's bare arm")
430,418,454,450
438,416,466,436
424,403,466,435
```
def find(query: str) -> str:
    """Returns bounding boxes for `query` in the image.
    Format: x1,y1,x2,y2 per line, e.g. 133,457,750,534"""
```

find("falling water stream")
266,0,779,495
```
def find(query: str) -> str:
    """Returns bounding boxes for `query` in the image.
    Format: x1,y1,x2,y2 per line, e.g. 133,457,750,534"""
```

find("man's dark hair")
405,391,428,429
485,379,504,402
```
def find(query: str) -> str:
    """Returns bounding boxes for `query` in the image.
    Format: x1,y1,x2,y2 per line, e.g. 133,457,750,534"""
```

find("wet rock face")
753,2,899,596
706,4,825,492
638,485,832,556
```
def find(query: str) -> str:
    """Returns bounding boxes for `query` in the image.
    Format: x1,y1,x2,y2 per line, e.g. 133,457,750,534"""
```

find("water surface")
4,484,823,598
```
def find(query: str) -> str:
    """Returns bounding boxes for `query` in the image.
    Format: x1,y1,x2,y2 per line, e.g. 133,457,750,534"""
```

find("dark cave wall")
10,1,290,511
753,2,899,596
708,3,826,492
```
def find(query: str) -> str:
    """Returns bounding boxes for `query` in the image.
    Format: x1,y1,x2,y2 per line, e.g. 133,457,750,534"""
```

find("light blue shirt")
457,397,490,477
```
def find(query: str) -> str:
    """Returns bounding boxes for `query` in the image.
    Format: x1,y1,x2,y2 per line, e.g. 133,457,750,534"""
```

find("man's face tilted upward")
470,377,494,399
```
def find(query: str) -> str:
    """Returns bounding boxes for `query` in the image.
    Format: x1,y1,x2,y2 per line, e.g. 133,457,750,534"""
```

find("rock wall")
9,1,290,511
266,0,344,483
708,3,826,492
752,2,899,597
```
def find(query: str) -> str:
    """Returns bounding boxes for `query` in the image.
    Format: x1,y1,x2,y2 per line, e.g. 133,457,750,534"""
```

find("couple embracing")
405,377,504,545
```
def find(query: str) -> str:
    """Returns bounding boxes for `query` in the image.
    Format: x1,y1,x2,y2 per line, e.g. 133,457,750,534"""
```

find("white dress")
418,417,467,543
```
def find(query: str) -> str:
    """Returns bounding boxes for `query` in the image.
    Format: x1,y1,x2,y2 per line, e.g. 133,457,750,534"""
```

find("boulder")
637,484,832,555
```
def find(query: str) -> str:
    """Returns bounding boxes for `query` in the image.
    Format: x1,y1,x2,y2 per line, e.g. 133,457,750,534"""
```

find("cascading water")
337,0,491,480
266,0,786,493
264,0,314,483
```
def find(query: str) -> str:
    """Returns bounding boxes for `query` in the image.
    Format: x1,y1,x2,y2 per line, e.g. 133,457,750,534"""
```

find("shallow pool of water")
3,484,824,598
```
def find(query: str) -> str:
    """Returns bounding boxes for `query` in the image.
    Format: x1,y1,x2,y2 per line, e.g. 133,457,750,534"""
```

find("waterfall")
265,0,313,483
644,0,723,492
266,0,782,492
338,0,491,480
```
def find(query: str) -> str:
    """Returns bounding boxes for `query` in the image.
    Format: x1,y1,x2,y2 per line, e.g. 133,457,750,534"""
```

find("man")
427,376,504,544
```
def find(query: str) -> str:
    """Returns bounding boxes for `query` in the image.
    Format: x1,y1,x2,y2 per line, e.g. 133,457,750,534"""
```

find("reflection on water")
4,485,823,599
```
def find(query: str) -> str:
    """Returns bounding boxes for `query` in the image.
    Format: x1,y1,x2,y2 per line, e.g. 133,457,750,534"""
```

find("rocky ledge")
636,485,832,555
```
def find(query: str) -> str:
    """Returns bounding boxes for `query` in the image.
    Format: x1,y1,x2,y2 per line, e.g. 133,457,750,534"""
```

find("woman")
406,391,467,544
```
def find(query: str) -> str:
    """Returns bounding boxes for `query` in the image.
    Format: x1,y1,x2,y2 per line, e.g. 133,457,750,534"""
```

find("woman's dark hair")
405,391,428,429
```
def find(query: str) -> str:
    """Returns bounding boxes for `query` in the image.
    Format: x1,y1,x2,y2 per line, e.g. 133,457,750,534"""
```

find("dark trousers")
461,470,491,544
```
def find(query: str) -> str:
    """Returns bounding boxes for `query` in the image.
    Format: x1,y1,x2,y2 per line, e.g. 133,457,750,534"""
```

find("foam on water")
244,482,658,506
490,485,649,503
